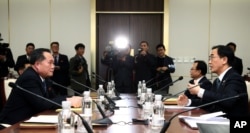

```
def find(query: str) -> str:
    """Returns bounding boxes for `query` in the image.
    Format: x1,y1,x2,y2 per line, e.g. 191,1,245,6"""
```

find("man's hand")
177,94,188,106
67,96,82,108
0,55,6,62
188,83,200,95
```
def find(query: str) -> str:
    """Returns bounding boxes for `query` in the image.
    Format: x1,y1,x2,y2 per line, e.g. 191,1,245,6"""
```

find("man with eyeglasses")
178,45,248,118
177,60,212,109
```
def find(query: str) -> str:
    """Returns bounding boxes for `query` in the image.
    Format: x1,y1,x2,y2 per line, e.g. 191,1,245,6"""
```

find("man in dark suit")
155,44,175,95
178,45,248,118
183,60,212,99
50,42,70,96
226,42,243,76
134,41,156,90
14,43,35,75
0,48,82,125
69,43,91,95
0,34,15,111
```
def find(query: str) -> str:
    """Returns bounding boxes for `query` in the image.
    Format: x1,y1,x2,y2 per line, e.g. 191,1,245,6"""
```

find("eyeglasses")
209,56,220,60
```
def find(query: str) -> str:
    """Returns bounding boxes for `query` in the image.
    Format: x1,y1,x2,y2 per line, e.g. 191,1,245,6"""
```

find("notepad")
163,98,177,105
55,107,82,112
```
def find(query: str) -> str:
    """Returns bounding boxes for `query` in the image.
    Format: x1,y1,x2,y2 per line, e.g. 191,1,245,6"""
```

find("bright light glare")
114,36,128,49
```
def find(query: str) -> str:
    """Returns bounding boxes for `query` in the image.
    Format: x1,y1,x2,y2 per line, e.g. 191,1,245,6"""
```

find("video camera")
0,33,10,55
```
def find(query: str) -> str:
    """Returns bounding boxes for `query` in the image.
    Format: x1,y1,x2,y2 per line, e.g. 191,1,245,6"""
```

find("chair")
4,78,16,100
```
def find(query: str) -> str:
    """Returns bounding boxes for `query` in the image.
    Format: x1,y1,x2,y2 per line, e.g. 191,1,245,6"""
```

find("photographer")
101,44,119,81
69,43,91,95
102,44,134,93
0,33,15,111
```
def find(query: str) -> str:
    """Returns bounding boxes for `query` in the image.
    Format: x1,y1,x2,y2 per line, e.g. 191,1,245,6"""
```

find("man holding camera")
69,43,91,95
0,33,15,111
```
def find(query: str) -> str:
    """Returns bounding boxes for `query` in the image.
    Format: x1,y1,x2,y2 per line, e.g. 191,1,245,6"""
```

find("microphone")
147,77,169,88
71,79,118,109
51,80,114,123
8,82,93,133
92,75,106,84
159,93,248,133
145,75,157,84
92,72,121,98
92,100,113,124
154,76,183,94
92,72,106,82
161,81,205,101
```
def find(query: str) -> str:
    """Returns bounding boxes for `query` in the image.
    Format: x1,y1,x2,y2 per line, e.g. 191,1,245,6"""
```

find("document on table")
178,111,229,129
164,105,196,110
24,115,58,123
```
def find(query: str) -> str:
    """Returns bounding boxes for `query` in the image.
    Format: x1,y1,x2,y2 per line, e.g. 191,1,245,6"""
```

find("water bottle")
97,84,105,99
111,80,116,97
139,83,147,104
82,91,92,115
151,94,165,129
145,88,153,103
58,101,75,133
106,82,113,97
77,91,93,133
137,81,142,97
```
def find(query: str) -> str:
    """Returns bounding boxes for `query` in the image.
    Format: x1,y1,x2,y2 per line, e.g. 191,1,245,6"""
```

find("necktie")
42,81,47,92
215,78,221,89
54,55,58,65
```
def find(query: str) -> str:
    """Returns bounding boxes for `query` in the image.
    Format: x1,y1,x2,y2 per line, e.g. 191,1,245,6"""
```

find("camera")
0,33,10,55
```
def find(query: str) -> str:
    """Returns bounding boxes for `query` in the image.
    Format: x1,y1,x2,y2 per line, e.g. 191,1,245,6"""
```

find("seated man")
183,60,212,101
0,48,82,125
178,45,249,118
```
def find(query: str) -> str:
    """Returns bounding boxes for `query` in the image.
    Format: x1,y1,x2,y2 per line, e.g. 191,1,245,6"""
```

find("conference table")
0,94,206,133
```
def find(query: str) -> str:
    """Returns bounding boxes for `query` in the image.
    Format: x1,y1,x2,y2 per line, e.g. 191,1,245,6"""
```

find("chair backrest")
4,78,17,100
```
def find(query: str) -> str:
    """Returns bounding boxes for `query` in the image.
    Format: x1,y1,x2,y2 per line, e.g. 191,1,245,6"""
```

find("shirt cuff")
197,88,205,98
186,99,192,106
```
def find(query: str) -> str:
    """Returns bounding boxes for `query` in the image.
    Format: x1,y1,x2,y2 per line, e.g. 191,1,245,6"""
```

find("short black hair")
30,48,51,65
194,60,207,75
139,41,149,46
212,45,234,66
50,41,59,47
156,43,165,50
74,43,85,50
26,43,35,48
226,42,236,49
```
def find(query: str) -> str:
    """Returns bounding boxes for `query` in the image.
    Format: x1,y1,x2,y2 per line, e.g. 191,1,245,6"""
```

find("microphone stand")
9,83,93,133
154,76,183,94
52,80,114,124
147,77,169,88
71,79,119,110
161,82,204,101
92,73,121,100
160,93,247,133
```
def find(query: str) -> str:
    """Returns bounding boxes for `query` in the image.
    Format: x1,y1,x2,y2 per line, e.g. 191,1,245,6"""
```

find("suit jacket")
51,54,70,86
185,76,212,100
190,68,249,118
69,55,90,93
155,55,175,93
112,54,135,93
14,54,30,74
232,56,243,75
0,48,15,77
0,67,66,124
134,53,156,86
